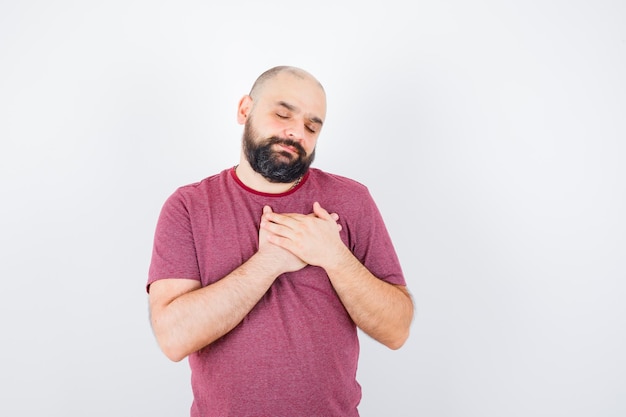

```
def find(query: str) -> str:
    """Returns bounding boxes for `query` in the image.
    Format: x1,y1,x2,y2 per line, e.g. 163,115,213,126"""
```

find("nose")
285,122,304,142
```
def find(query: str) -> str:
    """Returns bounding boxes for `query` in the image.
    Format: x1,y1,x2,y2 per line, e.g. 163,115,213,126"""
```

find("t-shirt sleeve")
350,188,407,287
147,189,201,292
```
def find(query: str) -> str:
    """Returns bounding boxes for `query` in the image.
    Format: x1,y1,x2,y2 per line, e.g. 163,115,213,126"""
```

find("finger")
260,206,272,229
329,212,342,231
261,215,293,238
313,202,342,232
312,201,331,219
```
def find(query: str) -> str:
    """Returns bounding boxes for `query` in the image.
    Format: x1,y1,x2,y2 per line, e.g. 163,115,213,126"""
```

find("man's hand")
260,202,346,269
261,202,413,349
258,205,307,274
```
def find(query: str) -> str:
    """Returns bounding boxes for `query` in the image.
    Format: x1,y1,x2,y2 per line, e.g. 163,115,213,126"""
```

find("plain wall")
1,1,624,416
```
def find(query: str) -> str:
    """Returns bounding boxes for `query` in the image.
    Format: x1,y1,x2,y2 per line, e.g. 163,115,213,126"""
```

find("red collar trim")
230,166,309,197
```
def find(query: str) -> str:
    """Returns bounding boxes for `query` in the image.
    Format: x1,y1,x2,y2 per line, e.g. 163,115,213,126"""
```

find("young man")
147,65,414,416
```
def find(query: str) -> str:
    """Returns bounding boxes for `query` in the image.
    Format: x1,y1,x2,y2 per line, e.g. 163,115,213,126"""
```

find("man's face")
238,71,326,183
242,115,316,183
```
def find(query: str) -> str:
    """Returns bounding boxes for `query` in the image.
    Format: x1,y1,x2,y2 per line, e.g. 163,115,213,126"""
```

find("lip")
276,143,298,155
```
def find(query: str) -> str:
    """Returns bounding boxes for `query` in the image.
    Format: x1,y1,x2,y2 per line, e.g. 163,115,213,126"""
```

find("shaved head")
249,66,325,101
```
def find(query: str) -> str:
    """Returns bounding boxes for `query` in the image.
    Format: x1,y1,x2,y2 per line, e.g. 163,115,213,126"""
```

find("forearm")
324,247,414,350
150,254,279,361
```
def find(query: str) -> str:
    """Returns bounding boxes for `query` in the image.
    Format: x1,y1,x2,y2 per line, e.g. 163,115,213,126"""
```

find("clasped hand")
258,201,344,274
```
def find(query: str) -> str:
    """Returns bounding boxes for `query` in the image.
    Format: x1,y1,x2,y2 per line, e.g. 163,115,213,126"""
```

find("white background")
1,1,625,416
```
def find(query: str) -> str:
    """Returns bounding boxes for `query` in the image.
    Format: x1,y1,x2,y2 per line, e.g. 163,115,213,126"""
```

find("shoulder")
307,168,369,194
305,168,377,216
159,169,233,215
171,169,230,200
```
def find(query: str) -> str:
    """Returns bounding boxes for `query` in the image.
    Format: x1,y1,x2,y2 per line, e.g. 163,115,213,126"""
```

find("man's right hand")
258,205,307,274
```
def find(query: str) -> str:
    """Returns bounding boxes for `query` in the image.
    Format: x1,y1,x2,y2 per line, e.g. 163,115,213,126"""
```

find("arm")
149,206,306,362
318,248,413,350
261,202,414,349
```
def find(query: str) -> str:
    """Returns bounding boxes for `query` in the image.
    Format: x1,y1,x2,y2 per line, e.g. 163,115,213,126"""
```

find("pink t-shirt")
148,167,406,417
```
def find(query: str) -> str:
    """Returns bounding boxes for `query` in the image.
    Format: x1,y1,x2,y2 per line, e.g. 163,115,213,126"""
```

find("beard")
242,117,315,183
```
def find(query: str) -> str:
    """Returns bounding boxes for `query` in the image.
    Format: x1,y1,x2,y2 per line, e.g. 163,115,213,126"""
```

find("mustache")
266,137,306,156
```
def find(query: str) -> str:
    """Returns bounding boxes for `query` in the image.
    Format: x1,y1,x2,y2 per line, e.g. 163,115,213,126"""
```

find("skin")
148,68,414,362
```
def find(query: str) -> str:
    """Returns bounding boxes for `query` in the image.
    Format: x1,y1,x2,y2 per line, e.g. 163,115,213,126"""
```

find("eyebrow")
277,101,324,126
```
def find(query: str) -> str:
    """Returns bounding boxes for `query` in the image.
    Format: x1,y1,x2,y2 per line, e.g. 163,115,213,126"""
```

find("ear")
237,95,253,125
